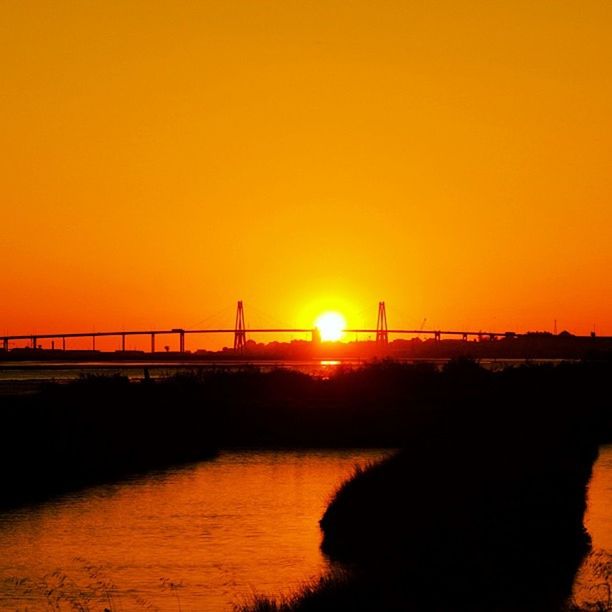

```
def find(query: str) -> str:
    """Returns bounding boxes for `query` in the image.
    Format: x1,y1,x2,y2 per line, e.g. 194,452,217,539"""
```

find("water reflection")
573,444,612,607
0,450,387,611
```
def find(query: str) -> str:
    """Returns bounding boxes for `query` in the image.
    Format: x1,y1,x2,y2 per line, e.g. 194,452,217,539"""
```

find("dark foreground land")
242,366,611,612
252,411,604,611
1,359,611,611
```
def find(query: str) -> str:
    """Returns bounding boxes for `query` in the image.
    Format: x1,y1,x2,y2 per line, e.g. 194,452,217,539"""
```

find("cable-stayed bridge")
0,301,539,353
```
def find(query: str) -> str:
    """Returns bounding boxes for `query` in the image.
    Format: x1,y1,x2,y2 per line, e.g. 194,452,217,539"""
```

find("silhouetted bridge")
0,327,523,352
0,301,533,353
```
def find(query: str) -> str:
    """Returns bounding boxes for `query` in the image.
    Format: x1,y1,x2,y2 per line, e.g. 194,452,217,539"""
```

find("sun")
315,311,346,342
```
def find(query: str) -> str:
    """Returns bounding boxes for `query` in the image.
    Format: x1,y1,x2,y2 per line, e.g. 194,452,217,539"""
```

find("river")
573,444,612,608
0,450,387,610
0,446,609,611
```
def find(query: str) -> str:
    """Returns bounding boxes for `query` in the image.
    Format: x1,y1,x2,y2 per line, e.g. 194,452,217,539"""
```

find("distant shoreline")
2,331,612,362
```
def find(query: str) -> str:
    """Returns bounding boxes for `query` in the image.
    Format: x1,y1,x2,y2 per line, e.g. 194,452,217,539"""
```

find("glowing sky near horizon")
2,1,612,348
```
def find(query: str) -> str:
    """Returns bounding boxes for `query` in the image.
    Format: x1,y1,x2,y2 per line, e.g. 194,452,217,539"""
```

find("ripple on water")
0,449,389,611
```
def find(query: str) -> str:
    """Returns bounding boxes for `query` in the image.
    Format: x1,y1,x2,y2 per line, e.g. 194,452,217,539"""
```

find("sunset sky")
3,1,612,348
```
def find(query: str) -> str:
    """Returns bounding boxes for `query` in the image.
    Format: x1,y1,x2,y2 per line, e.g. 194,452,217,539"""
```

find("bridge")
0,301,529,353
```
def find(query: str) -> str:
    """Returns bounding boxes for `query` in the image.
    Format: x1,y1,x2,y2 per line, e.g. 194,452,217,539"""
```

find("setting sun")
315,312,346,342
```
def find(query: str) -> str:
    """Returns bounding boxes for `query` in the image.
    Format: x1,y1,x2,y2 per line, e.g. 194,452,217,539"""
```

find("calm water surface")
0,360,357,382
0,357,561,386
0,450,387,611
573,444,612,606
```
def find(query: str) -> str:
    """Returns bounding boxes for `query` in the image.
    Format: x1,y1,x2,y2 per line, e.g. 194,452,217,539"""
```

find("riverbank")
0,359,610,510
314,428,596,610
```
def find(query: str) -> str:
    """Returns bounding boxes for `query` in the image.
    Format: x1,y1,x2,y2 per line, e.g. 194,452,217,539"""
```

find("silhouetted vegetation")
6,556,187,611
312,422,597,610
0,359,610,516
0,373,219,506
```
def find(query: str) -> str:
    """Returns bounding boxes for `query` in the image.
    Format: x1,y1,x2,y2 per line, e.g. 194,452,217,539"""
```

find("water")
0,450,387,611
0,358,563,392
0,446,609,611
0,360,358,394
0,361,355,397
585,445,612,550
573,444,612,606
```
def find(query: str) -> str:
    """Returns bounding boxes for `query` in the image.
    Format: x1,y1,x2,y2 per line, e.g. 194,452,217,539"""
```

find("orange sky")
2,0,612,349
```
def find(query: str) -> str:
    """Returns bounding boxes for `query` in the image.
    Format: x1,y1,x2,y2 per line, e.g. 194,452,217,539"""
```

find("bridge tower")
234,300,247,352
376,301,388,345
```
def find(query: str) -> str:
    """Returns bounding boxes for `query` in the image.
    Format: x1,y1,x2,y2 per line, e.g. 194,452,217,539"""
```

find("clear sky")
2,1,611,348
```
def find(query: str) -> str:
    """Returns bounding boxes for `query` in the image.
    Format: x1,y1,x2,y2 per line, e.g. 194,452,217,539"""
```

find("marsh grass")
569,551,612,611
5,557,188,611
233,569,353,612
239,552,612,612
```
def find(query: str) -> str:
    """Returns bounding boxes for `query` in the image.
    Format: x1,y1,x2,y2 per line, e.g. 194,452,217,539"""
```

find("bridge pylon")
234,300,247,352
376,301,389,345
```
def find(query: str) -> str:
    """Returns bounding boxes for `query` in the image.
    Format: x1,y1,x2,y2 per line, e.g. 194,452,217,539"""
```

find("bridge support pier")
234,301,247,352
62,336,66,351
376,301,388,345
434,331,441,342
121,334,126,352
462,333,468,342
92,336,96,351
31,337,37,349
151,333,155,353
178,330,185,353
2,338,7,351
